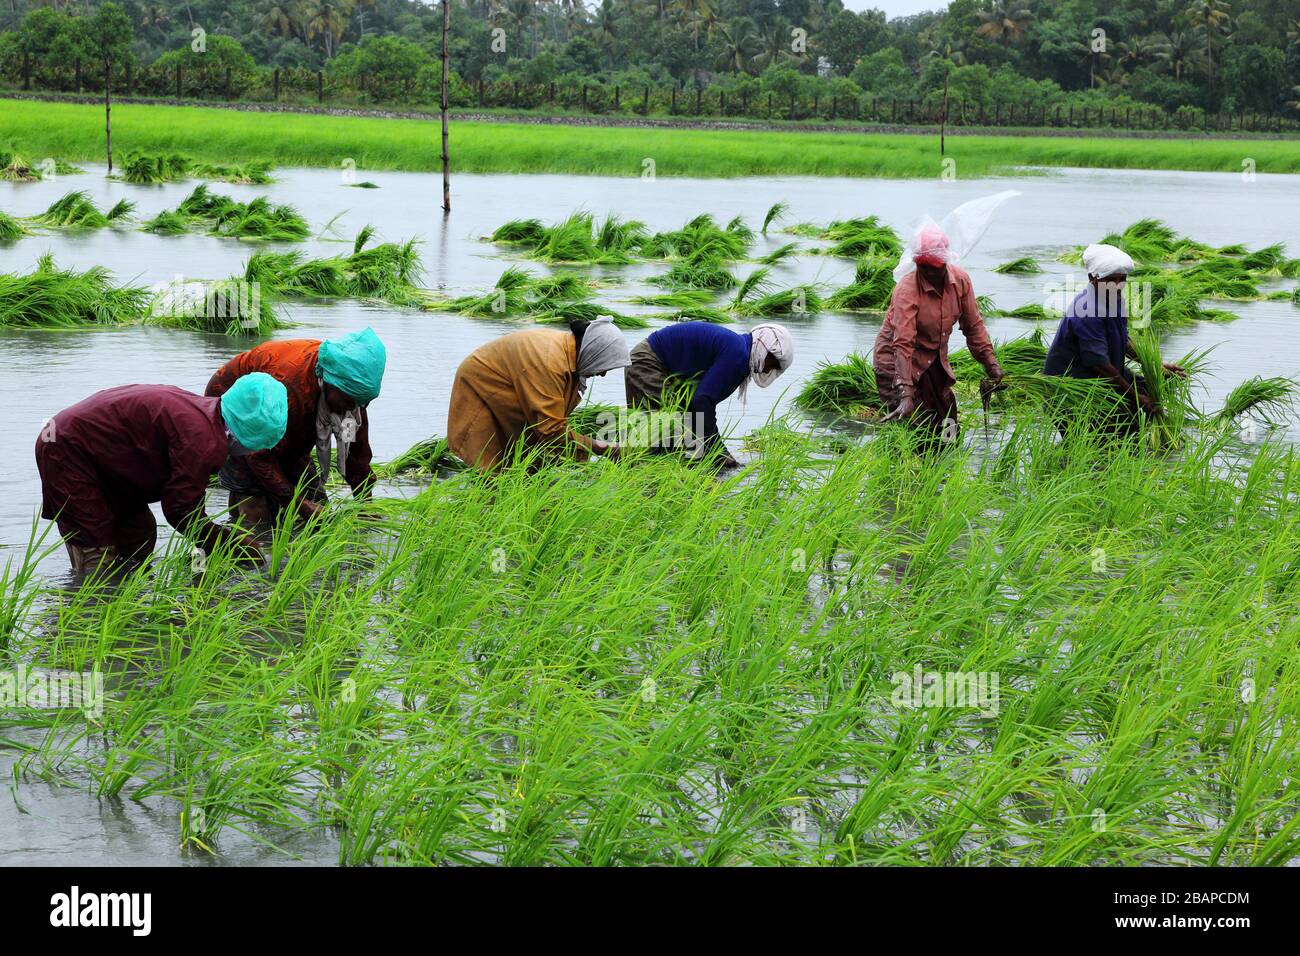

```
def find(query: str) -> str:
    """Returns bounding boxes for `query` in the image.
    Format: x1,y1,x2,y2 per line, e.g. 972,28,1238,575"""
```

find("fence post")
225,67,232,99
720,90,725,115
671,85,676,115
273,68,280,101
75,58,82,92
695,87,701,115
21,52,30,90
125,62,133,96
317,70,323,103
767,92,772,117
175,64,182,98
643,85,649,113
789,93,795,120
614,85,619,110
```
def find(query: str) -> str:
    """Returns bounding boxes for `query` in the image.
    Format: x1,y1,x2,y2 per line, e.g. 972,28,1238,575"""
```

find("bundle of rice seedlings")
531,302,649,329
437,265,585,318
346,181,380,189
650,248,737,291
491,218,547,246
26,191,133,229
0,150,39,181
1172,258,1263,300
950,328,1049,381
641,213,751,261
142,209,191,235
121,152,191,184
761,201,788,236
0,211,30,242
147,276,283,336
826,257,895,311
208,195,309,242
376,437,465,476
1129,330,1211,449
794,353,880,414
1211,376,1298,426
733,284,822,317
757,242,800,265
628,289,717,308
0,254,150,328
1002,303,1059,321
797,216,901,259
191,160,274,185
976,294,998,314
245,232,423,306
992,257,1043,275
1059,218,1211,267
653,306,733,323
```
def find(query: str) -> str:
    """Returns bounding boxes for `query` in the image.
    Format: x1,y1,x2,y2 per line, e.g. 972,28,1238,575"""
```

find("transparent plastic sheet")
893,189,1022,282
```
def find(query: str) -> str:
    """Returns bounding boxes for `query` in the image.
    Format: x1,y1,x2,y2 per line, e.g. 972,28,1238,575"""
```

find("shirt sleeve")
686,392,725,456
955,277,1000,374
889,289,920,390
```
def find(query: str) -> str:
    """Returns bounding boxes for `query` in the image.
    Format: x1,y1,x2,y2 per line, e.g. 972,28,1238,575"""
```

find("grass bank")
4,98,1300,179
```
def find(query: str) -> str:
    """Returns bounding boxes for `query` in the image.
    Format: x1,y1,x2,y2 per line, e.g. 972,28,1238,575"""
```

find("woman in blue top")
625,321,794,466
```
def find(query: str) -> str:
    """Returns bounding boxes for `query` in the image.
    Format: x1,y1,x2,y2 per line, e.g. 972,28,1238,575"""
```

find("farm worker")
205,328,386,523
447,316,630,471
34,375,288,573
624,321,794,467
1043,243,1183,435
875,223,1003,450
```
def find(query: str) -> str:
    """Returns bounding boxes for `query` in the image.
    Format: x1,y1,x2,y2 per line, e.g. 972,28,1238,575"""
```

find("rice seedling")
191,160,274,185
376,437,466,476
489,211,643,265
245,231,424,306
0,254,150,328
627,288,717,308
347,181,380,189
653,306,734,323
0,149,39,181
531,302,649,329
762,201,788,235
1171,258,1264,301
146,276,284,337
650,246,738,291
1000,303,1059,321
120,152,191,184
793,352,881,414
794,216,902,259
757,242,801,265
433,266,598,319
149,185,309,242
1211,376,1298,426
0,211,30,242
641,213,751,261
992,257,1043,275
10,387,1298,866
826,258,895,312
25,191,134,230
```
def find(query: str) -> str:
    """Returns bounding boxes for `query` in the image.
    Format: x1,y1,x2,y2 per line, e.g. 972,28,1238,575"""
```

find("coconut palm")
750,18,796,72
714,20,757,74
139,4,170,40
976,3,1033,46
1153,30,1199,81
1117,35,1156,69
1187,0,1230,90
258,0,302,40
305,0,352,57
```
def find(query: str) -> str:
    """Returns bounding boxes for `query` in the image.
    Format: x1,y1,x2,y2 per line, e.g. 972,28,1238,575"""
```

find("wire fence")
6,56,1298,135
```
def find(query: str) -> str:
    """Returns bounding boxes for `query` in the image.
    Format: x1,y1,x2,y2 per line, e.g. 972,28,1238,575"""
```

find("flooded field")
2,164,1298,865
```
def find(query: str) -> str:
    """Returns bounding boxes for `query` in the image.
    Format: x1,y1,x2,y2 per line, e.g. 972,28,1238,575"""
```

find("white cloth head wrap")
747,324,794,396
1082,243,1135,279
575,315,630,392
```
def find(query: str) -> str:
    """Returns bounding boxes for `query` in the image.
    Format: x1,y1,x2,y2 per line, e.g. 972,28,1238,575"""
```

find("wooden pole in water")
940,72,949,156
440,0,451,213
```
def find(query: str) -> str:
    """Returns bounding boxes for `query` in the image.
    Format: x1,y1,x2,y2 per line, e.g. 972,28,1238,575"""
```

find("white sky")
839,0,949,17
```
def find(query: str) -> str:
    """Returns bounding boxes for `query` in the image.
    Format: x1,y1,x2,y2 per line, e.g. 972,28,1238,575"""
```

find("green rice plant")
1001,303,1059,321
376,437,466,476
120,151,191,184
142,209,191,235
0,211,30,241
794,352,880,414
733,285,823,317
1212,376,1298,426
1171,258,1264,301
244,231,423,306
826,257,895,311
992,257,1043,275
0,149,42,181
154,185,309,241
761,201,788,235
757,242,800,265
641,213,751,261
627,288,716,308
492,218,547,246
653,306,734,323
26,190,134,229
976,294,997,314
650,246,737,291
434,266,597,318
531,302,649,329
347,181,380,189
190,160,274,184
1128,329,1210,449
146,276,283,336
796,216,902,259
489,211,643,265
0,254,150,328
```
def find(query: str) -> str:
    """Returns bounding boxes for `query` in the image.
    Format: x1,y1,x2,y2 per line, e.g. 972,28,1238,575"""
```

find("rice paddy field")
1,154,1299,866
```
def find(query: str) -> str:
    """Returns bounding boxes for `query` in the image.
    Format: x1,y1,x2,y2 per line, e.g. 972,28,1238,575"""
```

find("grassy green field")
4,98,1300,179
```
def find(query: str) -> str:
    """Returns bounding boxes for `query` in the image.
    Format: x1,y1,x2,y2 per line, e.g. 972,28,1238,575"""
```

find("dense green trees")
2,0,1298,117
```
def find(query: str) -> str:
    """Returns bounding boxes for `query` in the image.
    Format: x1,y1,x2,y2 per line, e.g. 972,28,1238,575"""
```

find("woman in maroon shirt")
35,379,287,573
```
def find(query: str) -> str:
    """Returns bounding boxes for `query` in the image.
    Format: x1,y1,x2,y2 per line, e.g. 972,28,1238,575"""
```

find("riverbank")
4,98,1300,179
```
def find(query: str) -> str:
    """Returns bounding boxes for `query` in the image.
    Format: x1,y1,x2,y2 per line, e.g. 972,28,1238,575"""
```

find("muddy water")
3,164,1299,570
2,164,1298,864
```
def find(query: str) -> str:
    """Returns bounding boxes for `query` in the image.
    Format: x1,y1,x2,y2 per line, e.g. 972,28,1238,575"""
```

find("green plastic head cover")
221,372,288,451
317,327,387,404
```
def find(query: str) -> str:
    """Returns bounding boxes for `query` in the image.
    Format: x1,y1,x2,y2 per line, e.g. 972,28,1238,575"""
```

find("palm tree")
1117,36,1155,70
749,18,795,73
1153,30,1198,81
976,3,1033,46
139,4,170,40
1284,19,1300,49
592,0,618,51
676,0,716,49
258,0,302,40
306,0,352,57
1073,37,1111,89
714,20,757,74
1187,0,1230,91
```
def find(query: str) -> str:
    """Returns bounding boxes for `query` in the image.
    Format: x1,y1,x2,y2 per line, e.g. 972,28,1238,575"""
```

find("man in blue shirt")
625,321,793,466
1044,243,1181,434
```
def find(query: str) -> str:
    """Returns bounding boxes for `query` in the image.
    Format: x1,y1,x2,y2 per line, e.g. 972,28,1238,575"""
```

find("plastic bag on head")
893,189,1021,282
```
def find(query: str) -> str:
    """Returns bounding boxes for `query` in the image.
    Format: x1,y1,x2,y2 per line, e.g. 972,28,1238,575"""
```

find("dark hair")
567,317,589,351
